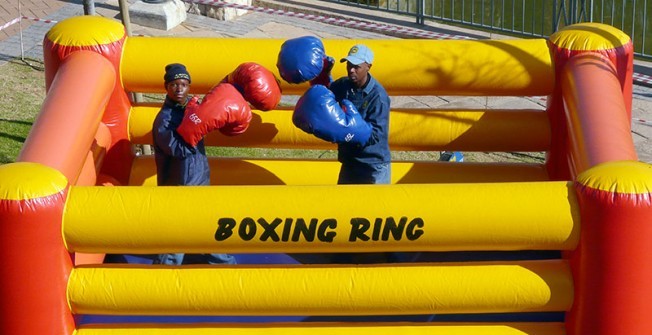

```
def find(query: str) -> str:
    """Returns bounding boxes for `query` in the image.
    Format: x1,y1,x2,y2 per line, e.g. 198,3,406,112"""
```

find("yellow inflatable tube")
128,157,549,186
75,323,565,335
68,261,572,315
122,37,554,96
63,182,579,253
129,107,551,152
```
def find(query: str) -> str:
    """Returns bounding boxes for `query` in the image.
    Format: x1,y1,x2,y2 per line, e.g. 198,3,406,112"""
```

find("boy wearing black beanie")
147,63,236,265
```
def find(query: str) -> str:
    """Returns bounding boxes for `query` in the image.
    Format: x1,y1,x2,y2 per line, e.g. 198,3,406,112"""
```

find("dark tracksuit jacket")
152,96,210,186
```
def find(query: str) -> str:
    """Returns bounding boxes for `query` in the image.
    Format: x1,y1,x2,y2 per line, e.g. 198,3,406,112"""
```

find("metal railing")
324,0,651,60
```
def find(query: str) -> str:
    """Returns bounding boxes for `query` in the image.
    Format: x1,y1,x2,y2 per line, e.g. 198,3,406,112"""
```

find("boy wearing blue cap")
329,45,403,263
329,44,391,185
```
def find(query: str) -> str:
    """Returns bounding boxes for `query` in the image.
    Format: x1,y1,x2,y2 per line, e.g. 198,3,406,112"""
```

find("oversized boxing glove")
176,82,252,147
221,62,282,111
293,84,371,146
277,36,329,84
309,55,334,87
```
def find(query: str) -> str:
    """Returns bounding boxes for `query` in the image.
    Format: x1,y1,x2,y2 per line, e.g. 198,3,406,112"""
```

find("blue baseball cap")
340,44,374,65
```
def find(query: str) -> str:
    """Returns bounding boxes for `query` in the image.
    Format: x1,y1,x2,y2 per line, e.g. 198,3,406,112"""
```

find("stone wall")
187,0,252,21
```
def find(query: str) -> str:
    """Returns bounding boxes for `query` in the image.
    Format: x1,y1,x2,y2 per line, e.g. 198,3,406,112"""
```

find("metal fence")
324,0,651,60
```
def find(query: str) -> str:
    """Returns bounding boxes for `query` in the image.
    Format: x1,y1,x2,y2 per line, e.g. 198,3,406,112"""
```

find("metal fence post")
326,0,649,60
416,0,425,25
83,0,96,15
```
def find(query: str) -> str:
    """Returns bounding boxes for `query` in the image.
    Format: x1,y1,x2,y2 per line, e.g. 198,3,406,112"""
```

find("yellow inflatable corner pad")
0,162,68,200
549,22,630,51
46,16,125,47
576,161,652,194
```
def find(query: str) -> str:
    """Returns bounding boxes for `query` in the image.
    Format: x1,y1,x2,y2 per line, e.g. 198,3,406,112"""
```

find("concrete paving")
1,0,650,163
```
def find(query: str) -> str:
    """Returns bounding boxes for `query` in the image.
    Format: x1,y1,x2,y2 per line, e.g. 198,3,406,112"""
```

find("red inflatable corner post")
0,163,74,335
44,16,134,185
568,161,652,335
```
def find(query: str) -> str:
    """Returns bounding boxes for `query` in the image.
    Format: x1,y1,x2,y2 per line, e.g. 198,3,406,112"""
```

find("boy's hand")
309,56,335,87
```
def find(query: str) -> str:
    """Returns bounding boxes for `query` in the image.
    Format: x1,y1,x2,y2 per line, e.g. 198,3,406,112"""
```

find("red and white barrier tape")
634,118,651,125
0,16,57,32
633,72,652,86
186,0,471,40
20,16,57,24
0,17,21,32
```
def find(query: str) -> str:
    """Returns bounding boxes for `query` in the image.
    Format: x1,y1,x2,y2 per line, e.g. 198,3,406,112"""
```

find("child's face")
165,79,190,105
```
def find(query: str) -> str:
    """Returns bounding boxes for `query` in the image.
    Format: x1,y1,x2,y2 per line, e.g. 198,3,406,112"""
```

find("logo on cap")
340,44,374,65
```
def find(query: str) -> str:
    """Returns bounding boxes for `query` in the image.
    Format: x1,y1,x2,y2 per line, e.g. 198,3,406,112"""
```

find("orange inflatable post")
18,51,116,184
546,23,633,180
559,53,638,176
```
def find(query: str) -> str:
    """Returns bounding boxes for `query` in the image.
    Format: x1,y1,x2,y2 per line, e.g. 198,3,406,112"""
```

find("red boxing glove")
176,83,253,147
309,56,334,87
222,62,282,111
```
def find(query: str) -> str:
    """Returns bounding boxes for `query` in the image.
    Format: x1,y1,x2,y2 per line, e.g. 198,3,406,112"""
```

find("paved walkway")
1,0,651,162
0,0,65,41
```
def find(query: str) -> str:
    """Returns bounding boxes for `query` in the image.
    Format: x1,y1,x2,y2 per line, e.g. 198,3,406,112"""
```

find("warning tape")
185,0,471,40
0,16,57,32
0,17,21,32
20,16,57,25
633,72,652,87
634,118,651,126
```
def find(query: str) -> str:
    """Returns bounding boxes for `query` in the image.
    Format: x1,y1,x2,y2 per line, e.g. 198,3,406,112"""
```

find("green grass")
0,58,46,164
207,147,339,160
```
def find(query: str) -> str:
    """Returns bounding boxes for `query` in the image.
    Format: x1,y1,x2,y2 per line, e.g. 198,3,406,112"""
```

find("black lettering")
372,217,383,241
258,217,282,241
282,218,293,242
215,218,235,241
349,218,371,242
317,219,337,242
292,218,318,242
406,218,424,240
217,217,346,244
382,217,407,241
239,217,256,241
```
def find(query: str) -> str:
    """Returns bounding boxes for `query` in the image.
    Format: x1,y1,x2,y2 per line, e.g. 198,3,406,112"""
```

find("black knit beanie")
164,63,191,83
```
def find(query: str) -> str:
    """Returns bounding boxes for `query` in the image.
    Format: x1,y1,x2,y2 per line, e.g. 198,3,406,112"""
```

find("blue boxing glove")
293,85,371,146
277,36,327,84
309,56,334,87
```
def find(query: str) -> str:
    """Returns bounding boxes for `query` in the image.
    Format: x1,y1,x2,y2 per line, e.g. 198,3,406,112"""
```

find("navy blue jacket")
152,97,210,186
329,74,391,165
